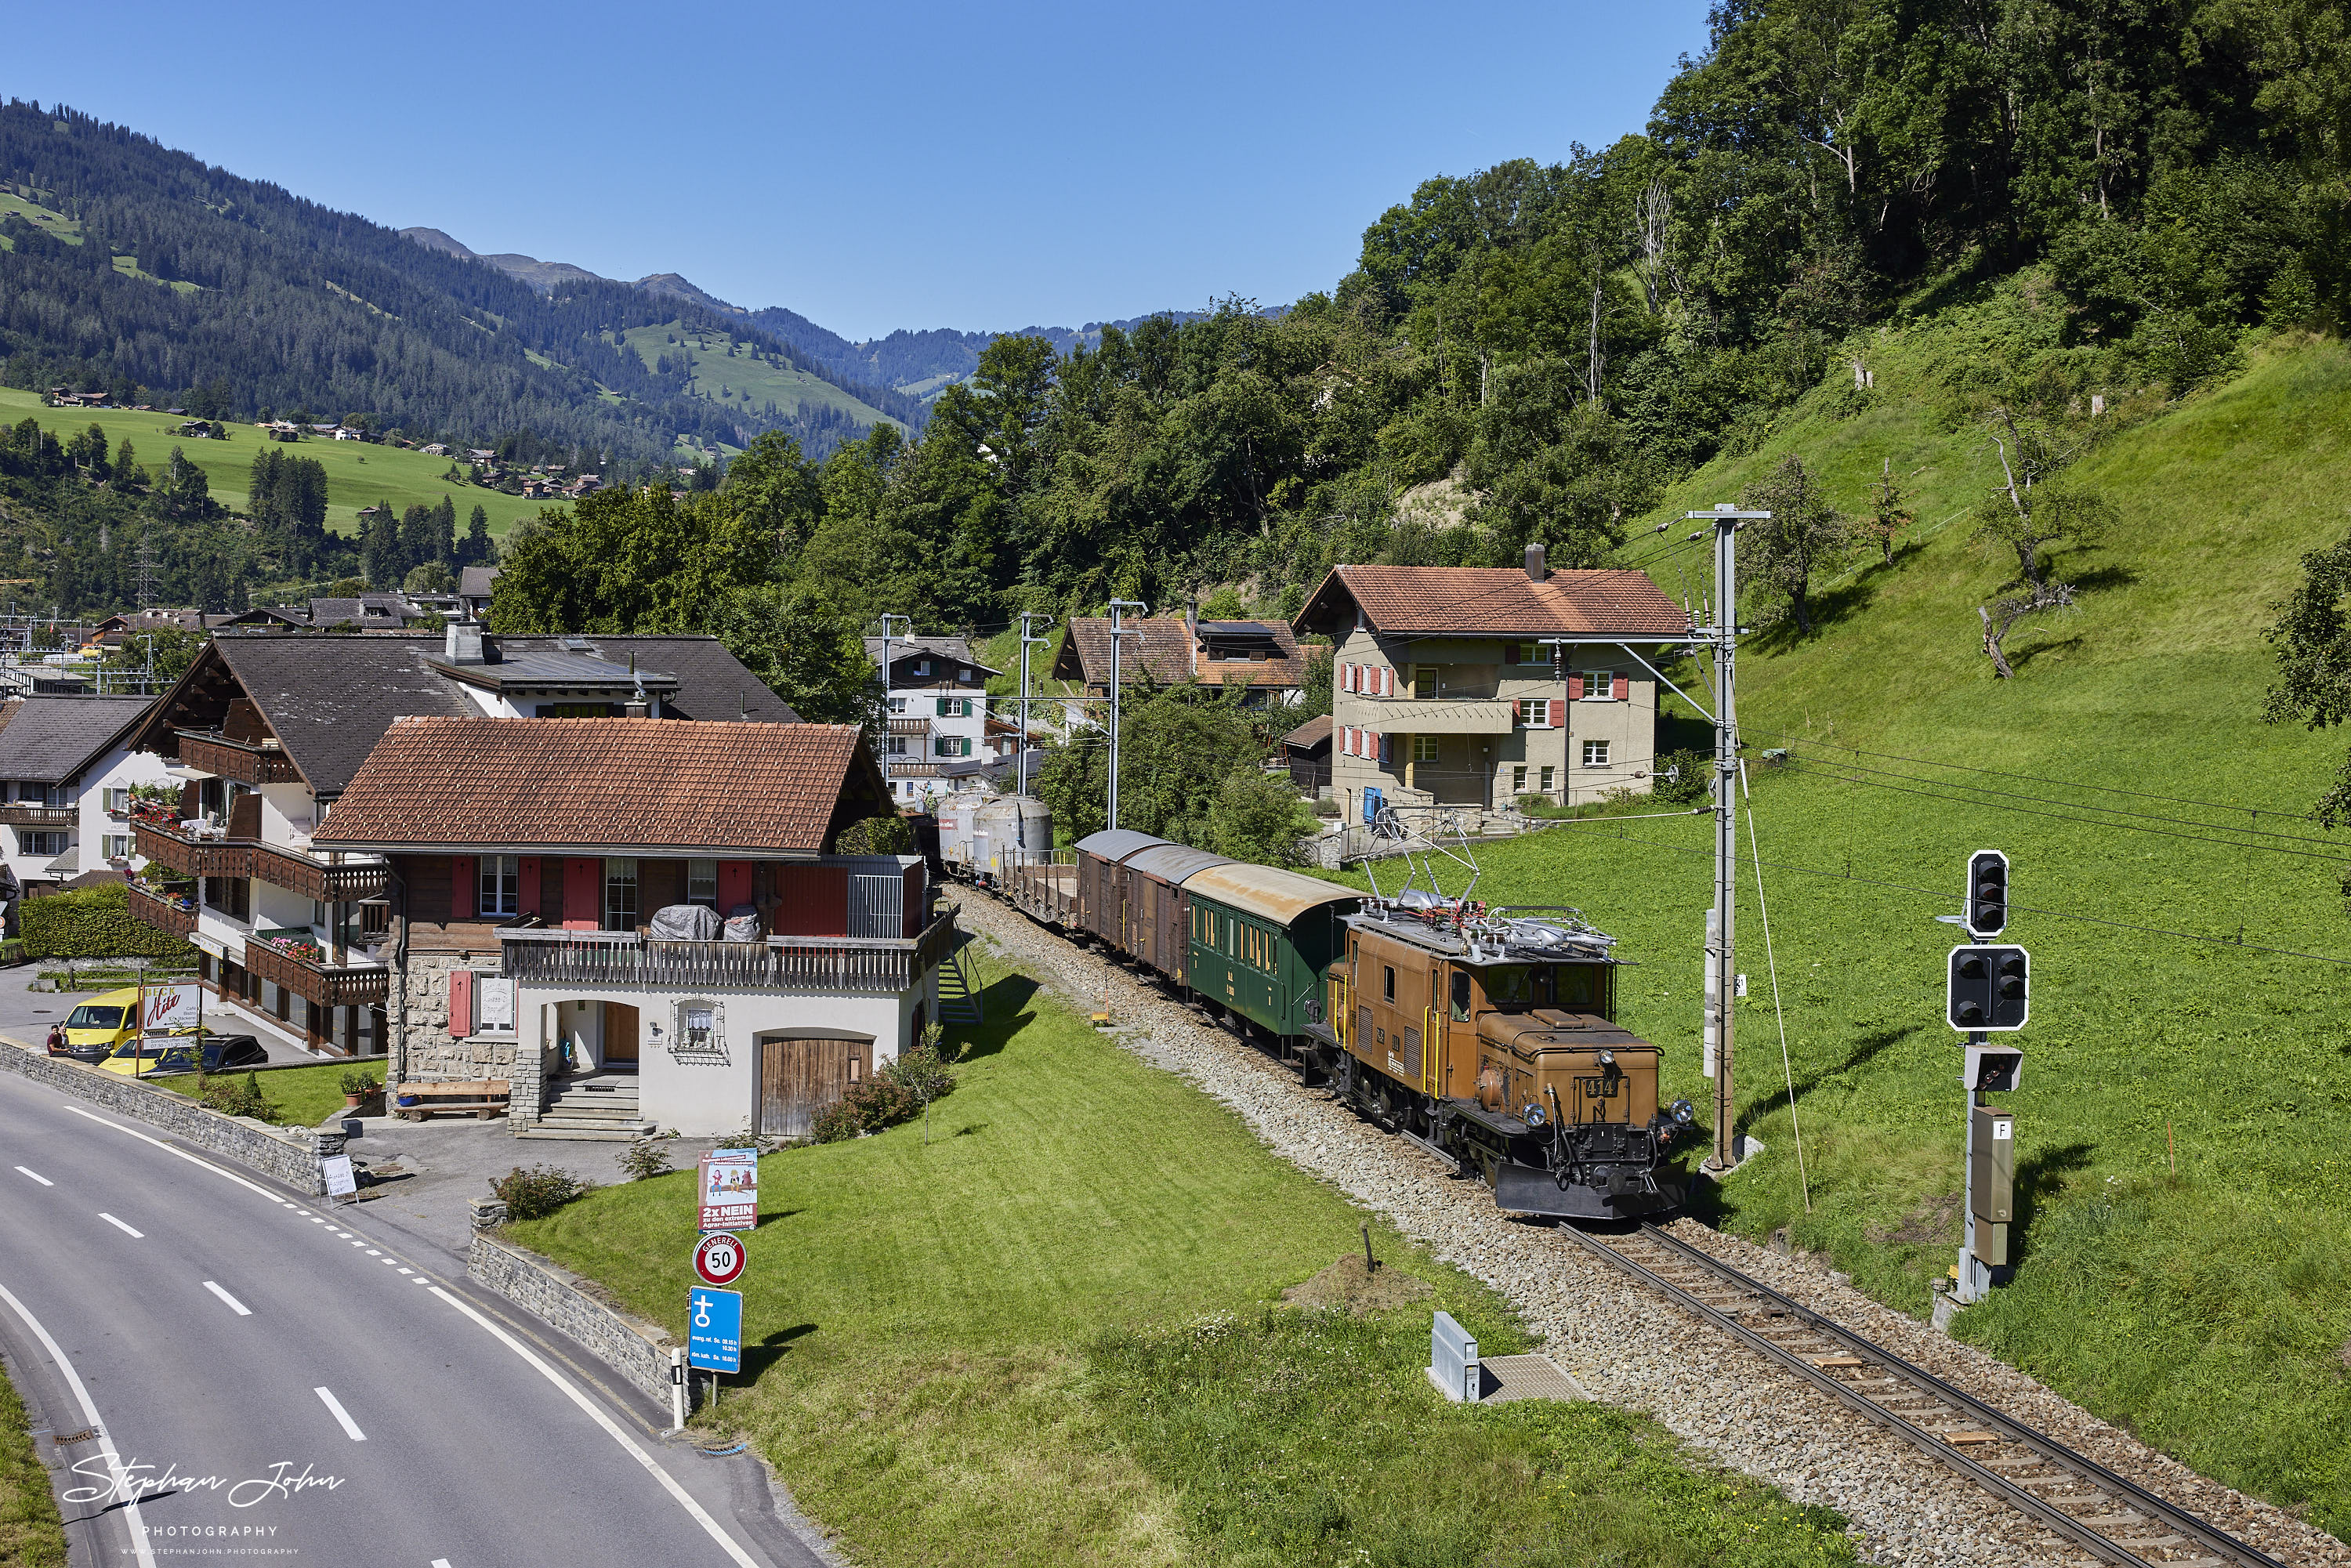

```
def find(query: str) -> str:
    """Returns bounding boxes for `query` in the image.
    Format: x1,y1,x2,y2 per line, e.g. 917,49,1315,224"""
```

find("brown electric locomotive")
1307,891,1694,1219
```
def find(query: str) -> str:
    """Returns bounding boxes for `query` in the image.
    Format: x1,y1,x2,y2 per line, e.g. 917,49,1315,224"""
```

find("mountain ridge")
398,226,1208,404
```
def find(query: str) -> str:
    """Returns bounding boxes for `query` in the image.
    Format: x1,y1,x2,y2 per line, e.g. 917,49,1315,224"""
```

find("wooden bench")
393,1079,511,1121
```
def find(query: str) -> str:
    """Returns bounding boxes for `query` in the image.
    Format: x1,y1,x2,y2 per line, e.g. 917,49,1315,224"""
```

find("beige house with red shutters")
1292,549,1692,817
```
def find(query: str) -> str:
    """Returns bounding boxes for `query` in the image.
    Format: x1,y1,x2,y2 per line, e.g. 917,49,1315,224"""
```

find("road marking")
56,1107,289,1204
433,1559,454,1567
0,1280,158,1568
202,1281,252,1316
309,1217,325,1223
429,1287,759,1568
99,1212,143,1238
13,1165,52,1186
397,1267,413,1275
365,1249,381,1256
313,1386,366,1442
410,1276,429,1284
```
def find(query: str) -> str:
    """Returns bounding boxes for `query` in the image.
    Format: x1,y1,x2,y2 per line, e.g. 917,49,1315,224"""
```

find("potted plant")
339,1069,378,1110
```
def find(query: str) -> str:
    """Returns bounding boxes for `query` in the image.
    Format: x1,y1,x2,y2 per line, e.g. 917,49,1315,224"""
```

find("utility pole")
1687,502,1769,1174
877,613,912,806
1105,599,1146,831
1016,612,1053,800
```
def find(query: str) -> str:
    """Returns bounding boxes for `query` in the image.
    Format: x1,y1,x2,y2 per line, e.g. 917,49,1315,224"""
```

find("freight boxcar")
1118,842,1232,986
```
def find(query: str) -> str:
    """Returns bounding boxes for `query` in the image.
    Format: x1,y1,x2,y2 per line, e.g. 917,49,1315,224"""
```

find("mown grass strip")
0,1354,67,1568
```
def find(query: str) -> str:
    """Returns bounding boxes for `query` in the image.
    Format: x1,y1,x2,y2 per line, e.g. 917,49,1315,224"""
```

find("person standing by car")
45,1023,65,1056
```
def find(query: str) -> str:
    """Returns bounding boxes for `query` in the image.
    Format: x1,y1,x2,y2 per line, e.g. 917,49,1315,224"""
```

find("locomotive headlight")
1597,1049,1615,1067
1524,1103,1545,1127
1670,1099,1694,1124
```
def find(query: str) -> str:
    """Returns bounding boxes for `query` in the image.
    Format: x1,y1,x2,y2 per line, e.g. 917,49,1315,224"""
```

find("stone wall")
0,1037,336,1193
467,1232,684,1412
393,949,520,1083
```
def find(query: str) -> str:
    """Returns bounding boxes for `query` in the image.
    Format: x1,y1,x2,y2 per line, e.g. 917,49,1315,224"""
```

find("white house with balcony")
121,626,804,1055
0,694,179,900
866,636,999,805
313,715,952,1139
1294,549,1693,818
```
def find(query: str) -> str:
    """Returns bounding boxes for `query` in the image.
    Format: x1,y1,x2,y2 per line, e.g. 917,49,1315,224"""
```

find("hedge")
22,882,201,962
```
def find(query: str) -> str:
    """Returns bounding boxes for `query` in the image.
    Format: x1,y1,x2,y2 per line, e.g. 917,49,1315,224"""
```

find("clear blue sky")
8,2,1712,341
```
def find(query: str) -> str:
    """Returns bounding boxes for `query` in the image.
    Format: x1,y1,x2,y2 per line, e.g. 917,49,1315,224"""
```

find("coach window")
1451,971,1472,1022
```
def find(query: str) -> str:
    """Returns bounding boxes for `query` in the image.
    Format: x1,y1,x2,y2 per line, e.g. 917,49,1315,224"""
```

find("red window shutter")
1382,667,1395,696
1612,674,1629,701
518,856,542,917
449,969,473,1038
718,860,754,913
562,857,600,930
1549,699,1567,728
449,856,476,918
1511,699,1522,724
1567,674,1584,701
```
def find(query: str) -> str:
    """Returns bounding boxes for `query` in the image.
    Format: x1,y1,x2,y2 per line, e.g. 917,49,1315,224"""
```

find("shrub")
618,1139,672,1181
835,813,914,854
1650,749,1711,806
22,881,202,961
491,1164,595,1220
813,1038,960,1142
337,1069,378,1095
199,1071,277,1121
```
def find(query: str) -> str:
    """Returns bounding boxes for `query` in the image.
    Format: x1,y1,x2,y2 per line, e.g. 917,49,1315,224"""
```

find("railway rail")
1559,1222,2280,1568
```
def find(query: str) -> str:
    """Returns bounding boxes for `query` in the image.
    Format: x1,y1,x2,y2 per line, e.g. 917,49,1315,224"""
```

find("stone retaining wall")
467,1232,682,1411
0,1037,334,1193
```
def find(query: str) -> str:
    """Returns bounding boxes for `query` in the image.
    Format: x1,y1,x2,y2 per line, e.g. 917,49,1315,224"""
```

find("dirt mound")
1281,1253,1434,1315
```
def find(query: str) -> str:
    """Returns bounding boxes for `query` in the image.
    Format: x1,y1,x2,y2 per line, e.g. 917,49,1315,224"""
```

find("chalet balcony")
252,842,391,902
176,730,303,784
0,804,75,827
127,882,197,939
500,911,958,996
886,716,933,735
132,820,255,878
244,936,390,1009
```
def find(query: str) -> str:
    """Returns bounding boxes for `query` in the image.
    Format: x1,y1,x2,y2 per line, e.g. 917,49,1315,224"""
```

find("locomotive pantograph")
1002,827,1694,1221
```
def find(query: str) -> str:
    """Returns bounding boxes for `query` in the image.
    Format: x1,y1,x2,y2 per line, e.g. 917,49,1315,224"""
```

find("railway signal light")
1963,1045,2024,1093
1947,944,2029,1032
1965,849,2009,938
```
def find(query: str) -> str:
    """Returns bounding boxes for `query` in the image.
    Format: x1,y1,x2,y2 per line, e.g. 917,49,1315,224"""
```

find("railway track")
1558,1222,2280,1568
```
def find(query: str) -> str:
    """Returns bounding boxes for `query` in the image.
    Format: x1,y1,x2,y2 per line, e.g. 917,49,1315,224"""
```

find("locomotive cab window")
1451,971,1471,1021
1483,965,1551,1008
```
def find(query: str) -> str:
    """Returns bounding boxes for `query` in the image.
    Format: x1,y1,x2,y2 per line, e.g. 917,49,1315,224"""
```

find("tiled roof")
0,696,156,782
138,633,799,798
1293,566,1689,639
313,719,882,853
1052,617,1304,689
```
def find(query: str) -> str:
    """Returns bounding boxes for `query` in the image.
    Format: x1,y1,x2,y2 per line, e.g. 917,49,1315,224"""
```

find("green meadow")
620,323,900,432
1329,321,2351,1538
0,386,561,538
509,957,1853,1568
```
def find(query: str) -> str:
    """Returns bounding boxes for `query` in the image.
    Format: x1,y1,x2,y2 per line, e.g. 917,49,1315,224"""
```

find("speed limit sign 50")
694,1232,746,1287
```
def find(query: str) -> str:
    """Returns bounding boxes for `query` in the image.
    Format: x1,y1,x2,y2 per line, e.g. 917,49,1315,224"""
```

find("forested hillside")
0,100,886,462
637,0,2343,639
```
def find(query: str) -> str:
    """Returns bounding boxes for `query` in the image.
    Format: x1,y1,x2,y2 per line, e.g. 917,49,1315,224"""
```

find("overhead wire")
1532,813,2351,968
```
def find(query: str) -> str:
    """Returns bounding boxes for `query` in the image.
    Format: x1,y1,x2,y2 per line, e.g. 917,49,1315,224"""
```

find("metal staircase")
936,945,984,1027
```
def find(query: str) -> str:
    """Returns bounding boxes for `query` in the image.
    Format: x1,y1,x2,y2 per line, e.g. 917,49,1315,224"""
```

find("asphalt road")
0,1067,828,1568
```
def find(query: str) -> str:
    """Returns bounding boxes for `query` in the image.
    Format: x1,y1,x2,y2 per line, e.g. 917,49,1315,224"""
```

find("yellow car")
60,987,143,1059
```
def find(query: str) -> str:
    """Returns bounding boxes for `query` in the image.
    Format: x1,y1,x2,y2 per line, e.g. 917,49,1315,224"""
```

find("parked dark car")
98,1035,269,1076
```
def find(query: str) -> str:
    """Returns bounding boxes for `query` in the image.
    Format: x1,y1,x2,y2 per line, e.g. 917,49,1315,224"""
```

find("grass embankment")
618,324,900,433
0,386,551,538
509,959,1852,1568
150,1059,380,1128
1332,324,2351,1534
0,1356,67,1568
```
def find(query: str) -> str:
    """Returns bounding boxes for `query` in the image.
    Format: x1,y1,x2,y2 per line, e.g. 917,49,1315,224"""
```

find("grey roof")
1122,842,1234,885
0,696,156,783
459,566,501,599
1074,828,1165,864
305,595,415,627
150,632,802,797
428,651,681,693
208,636,475,795
864,636,998,678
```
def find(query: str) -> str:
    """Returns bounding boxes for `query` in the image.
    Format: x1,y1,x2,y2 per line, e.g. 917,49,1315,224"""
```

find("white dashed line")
13,1165,53,1186
99,1212,144,1238
433,1558,455,1567
313,1386,366,1441
397,1267,413,1275
203,1281,252,1316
